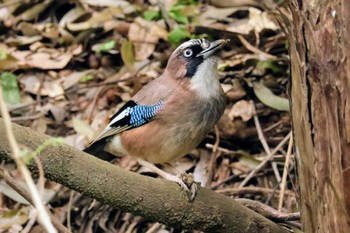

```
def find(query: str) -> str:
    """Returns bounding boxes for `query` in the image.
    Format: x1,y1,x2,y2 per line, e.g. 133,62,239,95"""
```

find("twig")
206,143,236,155
216,186,295,196
240,110,281,187
278,134,294,211
239,130,292,188
263,120,283,132
22,209,38,233
10,113,43,122
157,0,173,30
0,168,69,232
0,88,57,233
213,125,220,153
255,113,281,183
237,35,277,60
145,222,162,233
67,190,74,233
0,0,25,9
211,171,247,190
236,198,300,222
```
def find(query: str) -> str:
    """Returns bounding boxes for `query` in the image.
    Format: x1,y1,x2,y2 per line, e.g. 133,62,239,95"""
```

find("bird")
84,38,227,199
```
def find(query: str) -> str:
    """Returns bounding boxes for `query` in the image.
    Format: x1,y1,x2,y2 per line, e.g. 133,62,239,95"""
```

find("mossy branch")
0,119,289,233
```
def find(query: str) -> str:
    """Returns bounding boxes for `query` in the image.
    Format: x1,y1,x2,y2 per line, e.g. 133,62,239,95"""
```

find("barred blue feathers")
129,101,164,127
109,100,164,128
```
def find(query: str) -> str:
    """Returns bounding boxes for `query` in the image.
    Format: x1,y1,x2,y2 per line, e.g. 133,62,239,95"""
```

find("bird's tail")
83,138,116,162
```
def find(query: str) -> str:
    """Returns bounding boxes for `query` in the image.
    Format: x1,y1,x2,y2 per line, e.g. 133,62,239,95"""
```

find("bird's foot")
137,159,198,201
163,172,197,201
180,173,198,201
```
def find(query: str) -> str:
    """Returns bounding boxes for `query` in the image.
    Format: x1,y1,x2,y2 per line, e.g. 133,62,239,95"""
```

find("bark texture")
0,119,289,233
288,1,350,232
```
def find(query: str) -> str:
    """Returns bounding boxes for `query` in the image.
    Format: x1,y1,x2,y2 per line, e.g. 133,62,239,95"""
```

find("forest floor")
0,0,297,232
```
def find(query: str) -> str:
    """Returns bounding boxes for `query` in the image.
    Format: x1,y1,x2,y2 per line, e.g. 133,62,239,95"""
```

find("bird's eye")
183,49,193,58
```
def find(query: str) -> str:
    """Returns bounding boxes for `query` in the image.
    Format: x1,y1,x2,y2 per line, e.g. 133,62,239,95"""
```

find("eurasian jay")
84,38,227,199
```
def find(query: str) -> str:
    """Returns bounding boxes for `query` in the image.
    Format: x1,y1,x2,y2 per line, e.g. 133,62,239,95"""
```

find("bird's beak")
196,39,229,58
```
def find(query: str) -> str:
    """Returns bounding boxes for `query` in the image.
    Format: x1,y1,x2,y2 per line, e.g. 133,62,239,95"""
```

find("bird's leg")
137,159,197,200
164,163,198,200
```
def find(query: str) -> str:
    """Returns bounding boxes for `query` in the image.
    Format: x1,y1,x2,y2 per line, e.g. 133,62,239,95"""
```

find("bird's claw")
177,173,198,201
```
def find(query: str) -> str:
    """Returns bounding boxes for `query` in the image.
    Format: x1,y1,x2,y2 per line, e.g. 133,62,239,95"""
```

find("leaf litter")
0,0,298,232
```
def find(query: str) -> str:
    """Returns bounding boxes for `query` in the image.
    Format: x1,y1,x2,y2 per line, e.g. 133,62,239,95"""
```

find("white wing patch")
108,107,132,128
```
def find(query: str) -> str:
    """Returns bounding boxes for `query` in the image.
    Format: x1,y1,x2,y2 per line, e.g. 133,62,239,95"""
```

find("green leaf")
143,10,161,21
256,59,283,74
79,74,94,83
235,150,260,169
177,0,198,5
96,40,116,53
253,81,289,111
0,72,21,105
0,208,28,229
168,26,189,46
120,40,135,70
169,5,188,24
0,50,8,60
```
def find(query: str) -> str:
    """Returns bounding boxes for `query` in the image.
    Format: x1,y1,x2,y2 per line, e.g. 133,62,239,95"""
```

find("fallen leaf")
168,26,189,46
59,6,86,28
16,35,43,45
235,150,260,169
128,17,167,61
43,102,67,122
92,40,117,53
0,50,18,70
192,149,211,187
60,70,94,89
67,8,124,31
227,8,279,34
79,0,129,7
0,72,21,105
229,100,255,122
253,81,289,111
0,182,30,205
18,22,40,36
20,0,53,21
72,118,95,141
8,45,81,70
120,40,135,70
198,5,237,26
20,74,64,97
0,208,29,229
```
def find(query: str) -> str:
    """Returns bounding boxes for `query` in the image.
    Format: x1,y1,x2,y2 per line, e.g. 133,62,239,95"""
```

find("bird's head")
164,38,228,99
165,38,228,80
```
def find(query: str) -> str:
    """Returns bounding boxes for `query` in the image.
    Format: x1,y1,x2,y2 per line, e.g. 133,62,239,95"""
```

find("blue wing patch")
109,100,164,128
86,100,164,147
129,101,164,127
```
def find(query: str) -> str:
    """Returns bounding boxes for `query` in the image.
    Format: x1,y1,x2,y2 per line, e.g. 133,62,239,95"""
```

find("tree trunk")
288,0,350,232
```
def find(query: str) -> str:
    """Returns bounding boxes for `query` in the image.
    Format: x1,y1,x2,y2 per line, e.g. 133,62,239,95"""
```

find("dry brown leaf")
20,73,64,97
59,6,86,28
60,70,93,90
67,8,124,31
20,0,53,21
0,52,18,70
128,17,167,61
199,6,238,26
229,100,255,122
227,8,279,34
8,45,82,70
18,22,40,36
79,0,129,7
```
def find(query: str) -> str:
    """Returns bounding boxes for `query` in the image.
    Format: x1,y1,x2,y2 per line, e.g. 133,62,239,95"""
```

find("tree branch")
0,119,289,233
